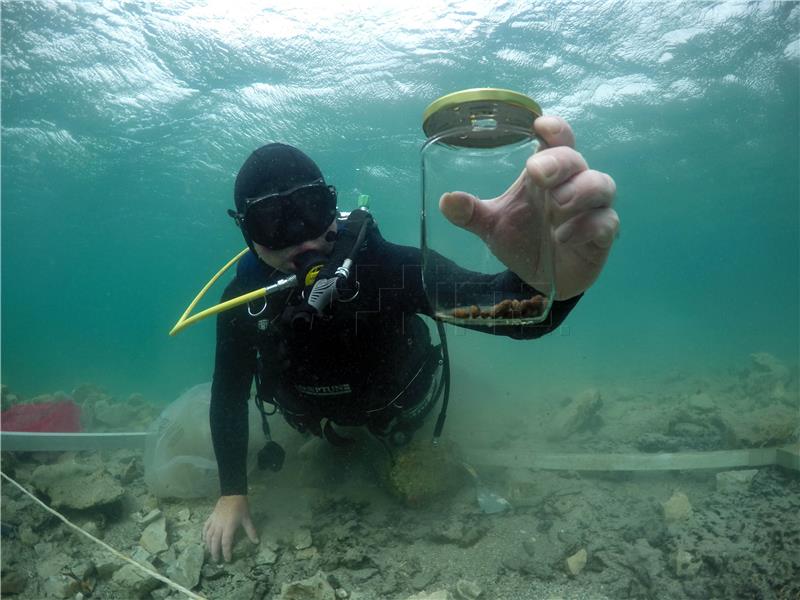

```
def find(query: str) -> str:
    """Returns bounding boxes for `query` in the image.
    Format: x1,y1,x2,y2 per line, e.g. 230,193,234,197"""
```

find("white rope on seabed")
0,470,207,600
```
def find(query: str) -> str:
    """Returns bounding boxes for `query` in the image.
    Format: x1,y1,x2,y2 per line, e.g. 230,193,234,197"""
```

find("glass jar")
420,88,555,328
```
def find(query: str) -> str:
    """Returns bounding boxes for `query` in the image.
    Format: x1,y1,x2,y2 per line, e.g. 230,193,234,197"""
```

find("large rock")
0,569,28,595
716,469,758,493
750,352,789,380
41,575,78,599
93,398,140,429
166,543,204,590
723,405,798,447
256,538,279,565
31,461,124,510
293,528,313,550
431,517,488,548
405,592,453,600
71,383,108,405
547,389,603,440
388,440,465,506
666,400,727,450
673,548,701,578
140,517,168,555
111,563,161,598
454,580,482,600
746,352,791,403
277,571,335,600
1,384,19,411
687,392,717,413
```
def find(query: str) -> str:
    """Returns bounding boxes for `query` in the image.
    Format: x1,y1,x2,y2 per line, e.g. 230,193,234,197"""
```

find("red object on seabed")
1,400,82,432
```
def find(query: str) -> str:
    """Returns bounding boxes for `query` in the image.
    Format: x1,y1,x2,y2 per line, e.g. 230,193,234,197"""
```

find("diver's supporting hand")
202,495,259,563
439,115,619,300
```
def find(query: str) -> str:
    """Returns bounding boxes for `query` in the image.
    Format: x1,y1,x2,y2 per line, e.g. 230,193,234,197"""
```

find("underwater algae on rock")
387,439,467,506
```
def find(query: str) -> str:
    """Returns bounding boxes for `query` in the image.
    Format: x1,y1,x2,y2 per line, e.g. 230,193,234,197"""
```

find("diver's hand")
439,115,619,300
202,495,259,563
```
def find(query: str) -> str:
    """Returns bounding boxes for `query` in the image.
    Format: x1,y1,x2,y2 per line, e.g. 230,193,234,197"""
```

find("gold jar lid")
422,88,542,148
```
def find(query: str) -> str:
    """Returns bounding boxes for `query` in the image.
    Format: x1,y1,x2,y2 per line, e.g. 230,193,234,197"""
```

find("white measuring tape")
0,470,207,600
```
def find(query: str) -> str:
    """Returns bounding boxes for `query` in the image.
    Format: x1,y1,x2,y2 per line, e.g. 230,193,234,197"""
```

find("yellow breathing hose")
169,248,249,336
170,206,367,336
169,248,296,336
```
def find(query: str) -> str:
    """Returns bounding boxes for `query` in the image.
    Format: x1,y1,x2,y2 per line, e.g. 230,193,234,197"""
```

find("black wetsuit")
210,220,581,495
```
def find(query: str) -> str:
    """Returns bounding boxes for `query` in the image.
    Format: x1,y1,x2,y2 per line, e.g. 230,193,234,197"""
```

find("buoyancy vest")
235,225,443,444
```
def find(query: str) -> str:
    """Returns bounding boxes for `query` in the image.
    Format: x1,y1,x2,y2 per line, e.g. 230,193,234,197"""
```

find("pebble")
350,568,378,582
295,546,319,560
277,571,334,600
662,491,692,523
141,495,159,514
42,575,77,599
455,579,482,599
74,561,96,582
674,548,700,578
34,541,53,557
201,564,225,581
112,561,160,596
139,509,162,526
0,570,27,595
229,580,257,600
19,525,37,545
410,570,437,590
566,548,587,576
119,459,140,485
79,520,101,538
294,528,313,550
716,469,758,493
547,388,602,440
95,561,120,580
257,545,278,565
140,517,168,554
432,519,486,547
404,592,452,600
131,546,153,565
522,536,537,557
687,392,716,413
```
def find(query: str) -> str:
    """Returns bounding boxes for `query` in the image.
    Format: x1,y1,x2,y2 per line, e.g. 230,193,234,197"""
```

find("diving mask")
229,179,337,250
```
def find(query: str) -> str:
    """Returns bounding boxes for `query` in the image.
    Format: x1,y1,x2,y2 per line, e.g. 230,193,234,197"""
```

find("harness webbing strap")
431,319,451,443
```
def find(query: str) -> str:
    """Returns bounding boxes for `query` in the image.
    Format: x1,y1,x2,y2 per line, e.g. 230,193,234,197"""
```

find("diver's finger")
555,207,620,247
526,146,588,190
534,115,576,149
243,516,260,544
222,528,235,563
207,529,220,563
550,169,616,226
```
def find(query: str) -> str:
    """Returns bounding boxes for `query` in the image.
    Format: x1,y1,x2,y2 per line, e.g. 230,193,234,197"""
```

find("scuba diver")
202,115,619,562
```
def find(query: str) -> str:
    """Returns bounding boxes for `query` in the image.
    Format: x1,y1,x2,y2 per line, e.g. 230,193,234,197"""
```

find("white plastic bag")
144,383,262,498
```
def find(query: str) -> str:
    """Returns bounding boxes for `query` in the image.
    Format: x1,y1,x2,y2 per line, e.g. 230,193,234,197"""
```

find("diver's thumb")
439,191,491,239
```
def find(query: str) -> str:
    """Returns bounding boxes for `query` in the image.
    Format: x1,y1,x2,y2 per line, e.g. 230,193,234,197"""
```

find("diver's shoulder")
236,249,265,280
218,251,274,302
